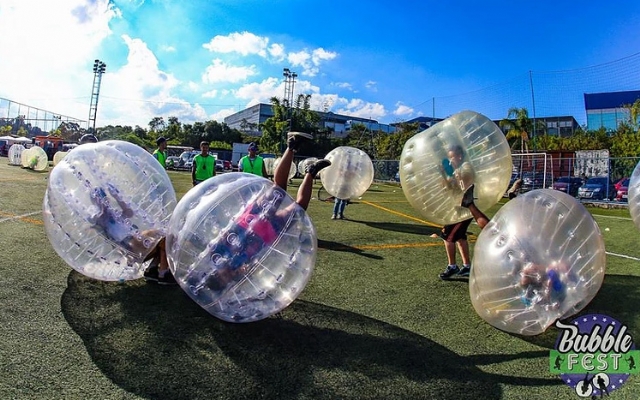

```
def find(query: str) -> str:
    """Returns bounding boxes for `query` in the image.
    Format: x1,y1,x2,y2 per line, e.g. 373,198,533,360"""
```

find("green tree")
500,107,534,152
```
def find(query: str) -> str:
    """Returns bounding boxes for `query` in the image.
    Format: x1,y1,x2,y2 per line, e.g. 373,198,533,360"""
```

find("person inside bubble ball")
438,144,478,280
80,179,173,285
188,132,331,294
518,260,573,309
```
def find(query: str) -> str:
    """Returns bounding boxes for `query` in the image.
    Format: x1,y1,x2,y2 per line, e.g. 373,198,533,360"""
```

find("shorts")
440,218,473,243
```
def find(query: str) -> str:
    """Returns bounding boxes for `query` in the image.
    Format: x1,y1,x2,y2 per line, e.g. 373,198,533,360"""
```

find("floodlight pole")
282,68,298,151
88,59,107,133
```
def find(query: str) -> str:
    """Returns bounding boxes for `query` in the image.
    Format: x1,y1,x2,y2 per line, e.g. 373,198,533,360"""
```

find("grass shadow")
348,218,442,236
61,271,508,399
317,239,384,260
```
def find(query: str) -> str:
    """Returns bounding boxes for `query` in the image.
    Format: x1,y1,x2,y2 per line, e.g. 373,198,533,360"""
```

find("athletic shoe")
287,131,313,152
461,184,476,208
339,214,345,220
331,214,337,220
439,265,460,280
306,159,331,177
143,265,159,282
458,266,471,277
158,270,178,286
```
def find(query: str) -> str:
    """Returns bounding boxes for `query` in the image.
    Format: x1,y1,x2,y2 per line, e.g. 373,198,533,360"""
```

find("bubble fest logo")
550,314,638,397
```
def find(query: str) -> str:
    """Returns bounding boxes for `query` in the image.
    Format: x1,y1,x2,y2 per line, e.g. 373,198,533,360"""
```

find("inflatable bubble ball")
8,144,25,166
53,151,68,166
166,172,317,323
321,146,374,199
26,146,49,171
298,157,318,176
399,110,512,225
469,189,606,336
628,160,640,230
263,157,276,176
274,156,298,180
20,147,33,168
43,140,177,281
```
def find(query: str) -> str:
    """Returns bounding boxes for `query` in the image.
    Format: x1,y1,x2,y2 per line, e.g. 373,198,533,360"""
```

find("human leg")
274,148,295,191
338,198,347,219
332,197,340,219
461,184,490,229
456,239,472,277
296,159,330,211
438,219,471,280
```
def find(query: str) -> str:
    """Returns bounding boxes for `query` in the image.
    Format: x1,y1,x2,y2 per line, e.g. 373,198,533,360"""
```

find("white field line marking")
0,211,41,223
591,214,632,221
605,252,640,261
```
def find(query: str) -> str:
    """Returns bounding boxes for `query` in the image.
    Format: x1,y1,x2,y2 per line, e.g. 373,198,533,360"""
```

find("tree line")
3,97,640,162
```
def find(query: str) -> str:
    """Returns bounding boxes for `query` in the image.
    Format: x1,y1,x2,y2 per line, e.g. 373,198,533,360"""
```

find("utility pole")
88,59,107,134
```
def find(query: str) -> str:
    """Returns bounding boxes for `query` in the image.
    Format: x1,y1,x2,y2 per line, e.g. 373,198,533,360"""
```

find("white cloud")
160,45,176,52
210,107,237,122
96,34,208,126
393,103,414,116
333,82,354,90
312,48,337,64
202,59,257,83
202,90,218,98
365,80,378,91
268,43,286,61
233,77,282,106
203,31,269,57
287,47,338,77
0,0,117,122
336,99,387,120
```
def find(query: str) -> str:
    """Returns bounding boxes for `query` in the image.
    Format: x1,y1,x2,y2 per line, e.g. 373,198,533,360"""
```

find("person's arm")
191,158,197,185
238,157,244,172
261,163,268,178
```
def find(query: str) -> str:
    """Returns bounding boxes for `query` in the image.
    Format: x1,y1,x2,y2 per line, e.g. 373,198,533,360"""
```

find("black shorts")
440,218,473,243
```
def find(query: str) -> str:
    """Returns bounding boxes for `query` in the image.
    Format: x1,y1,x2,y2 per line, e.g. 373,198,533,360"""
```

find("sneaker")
458,265,471,277
158,270,178,286
339,214,345,220
306,159,331,177
287,131,313,152
461,184,476,208
143,265,159,282
439,265,460,280
331,214,337,220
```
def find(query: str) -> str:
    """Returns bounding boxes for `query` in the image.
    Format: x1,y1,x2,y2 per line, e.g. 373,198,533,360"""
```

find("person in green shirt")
192,141,216,185
238,142,268,177
153,137,168,168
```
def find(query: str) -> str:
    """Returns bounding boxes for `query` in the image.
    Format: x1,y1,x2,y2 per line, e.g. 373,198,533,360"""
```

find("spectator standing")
192,141,216,186
239,142,267,177
153,137,168,169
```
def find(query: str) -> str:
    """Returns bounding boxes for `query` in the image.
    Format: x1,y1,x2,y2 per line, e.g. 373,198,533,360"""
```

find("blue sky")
1,0,639,129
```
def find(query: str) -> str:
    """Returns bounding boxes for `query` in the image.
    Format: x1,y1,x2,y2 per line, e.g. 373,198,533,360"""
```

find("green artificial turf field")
0,160,638,399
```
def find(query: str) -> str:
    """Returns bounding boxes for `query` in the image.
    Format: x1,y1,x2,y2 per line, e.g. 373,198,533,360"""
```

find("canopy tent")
0,136,31,143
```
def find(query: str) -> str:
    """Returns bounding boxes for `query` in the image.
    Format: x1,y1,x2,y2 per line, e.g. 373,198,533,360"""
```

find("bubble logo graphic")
550,314,639,397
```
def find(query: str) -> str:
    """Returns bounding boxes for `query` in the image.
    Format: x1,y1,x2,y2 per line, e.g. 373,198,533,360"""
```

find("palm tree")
499,107,533,153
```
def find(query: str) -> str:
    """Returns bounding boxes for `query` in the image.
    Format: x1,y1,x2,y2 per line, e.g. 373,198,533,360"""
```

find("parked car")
223,160,232,170
520,172,553,193
215,160,224,171
615,178,630,202
614,177,629,192
577,177,616,201
166,156,180,170
180,150,200,169
551,176,583,197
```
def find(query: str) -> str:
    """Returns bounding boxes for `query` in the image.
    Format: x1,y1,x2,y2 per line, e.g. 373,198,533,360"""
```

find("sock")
463,264,470,269
158,270,167,278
